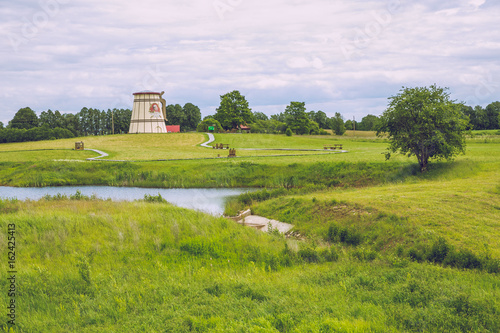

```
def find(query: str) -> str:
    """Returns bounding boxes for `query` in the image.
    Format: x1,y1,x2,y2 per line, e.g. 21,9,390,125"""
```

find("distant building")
129,91,168,134
166,125,180,133
240,125,251,133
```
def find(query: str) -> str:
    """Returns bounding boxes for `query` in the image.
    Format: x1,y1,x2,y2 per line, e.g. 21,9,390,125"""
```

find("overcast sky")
1,0,499,124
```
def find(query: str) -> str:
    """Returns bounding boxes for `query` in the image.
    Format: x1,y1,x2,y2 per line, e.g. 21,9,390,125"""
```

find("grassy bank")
0,159,418,188
1,198,499,332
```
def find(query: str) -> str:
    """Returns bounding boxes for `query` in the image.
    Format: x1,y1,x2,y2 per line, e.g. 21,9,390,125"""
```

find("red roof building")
165,125,180,133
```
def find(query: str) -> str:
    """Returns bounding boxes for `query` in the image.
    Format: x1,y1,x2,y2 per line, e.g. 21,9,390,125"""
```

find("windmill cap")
133,91,161,95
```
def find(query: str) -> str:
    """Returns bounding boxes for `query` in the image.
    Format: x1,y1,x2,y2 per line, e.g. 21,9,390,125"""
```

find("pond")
0,186,252,216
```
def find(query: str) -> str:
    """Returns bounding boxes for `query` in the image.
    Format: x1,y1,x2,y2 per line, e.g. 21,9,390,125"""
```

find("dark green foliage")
408,247,425,262
378,85,468,172
8,107,39,129
164,103,202,131
284,102,319,135
330,112,346,135
405,237,498,272
205,283,224,297
143,193,167,203
42,190,98,201
327,223,362,246
320,246,339,262
285,127,293,136
214,90,253,130
0,126,74,143
273,313,295,332
249,119,287,134
444,248,482,269
179,237,226,258
197,117,223,132
298,247,321,263
427,237,451,263
358,114,380,131
307,110,330,129
76,255,92,286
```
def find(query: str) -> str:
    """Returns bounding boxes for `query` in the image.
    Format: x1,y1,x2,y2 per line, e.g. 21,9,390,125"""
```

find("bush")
352,247,378,261
408,247,425,262
444,249,482,269
298,247,320,263
326,223,362,246
143,193,167,203
320,246,339,262
197,118,223,132
318,129,330,135
285,127,293,136
179,237,226,258
426,237,451,263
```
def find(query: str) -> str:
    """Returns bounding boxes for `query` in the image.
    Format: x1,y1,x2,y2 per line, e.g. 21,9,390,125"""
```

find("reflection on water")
0,186,251,216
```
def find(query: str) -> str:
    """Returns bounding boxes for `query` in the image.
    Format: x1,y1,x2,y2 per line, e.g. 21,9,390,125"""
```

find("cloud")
0,0,499,124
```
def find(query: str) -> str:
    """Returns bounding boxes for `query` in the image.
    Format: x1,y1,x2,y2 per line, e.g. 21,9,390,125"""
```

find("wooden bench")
324,144,343,150
213,143,230,149
228,148,236,158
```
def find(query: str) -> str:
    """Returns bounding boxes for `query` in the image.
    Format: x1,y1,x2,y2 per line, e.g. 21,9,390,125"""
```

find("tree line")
0,107,133,143
201,90,500,136
1,92,499,143
0,102,202,143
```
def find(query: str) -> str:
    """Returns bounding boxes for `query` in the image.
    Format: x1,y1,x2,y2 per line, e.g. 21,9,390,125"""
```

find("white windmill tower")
129,91,167,133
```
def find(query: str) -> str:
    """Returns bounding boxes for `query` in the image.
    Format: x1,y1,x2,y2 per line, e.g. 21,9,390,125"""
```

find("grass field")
1,198,499,332
0,133,371,162
0,131,499,332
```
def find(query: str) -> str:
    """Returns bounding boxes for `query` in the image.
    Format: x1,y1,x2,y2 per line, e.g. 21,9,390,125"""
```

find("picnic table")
213,143,230,149
323,144,343,150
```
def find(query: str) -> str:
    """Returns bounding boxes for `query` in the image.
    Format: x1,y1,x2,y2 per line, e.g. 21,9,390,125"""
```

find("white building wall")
129,92,167,134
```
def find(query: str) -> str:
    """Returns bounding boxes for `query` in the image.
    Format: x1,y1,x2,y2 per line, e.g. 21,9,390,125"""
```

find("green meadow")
0,130,499,332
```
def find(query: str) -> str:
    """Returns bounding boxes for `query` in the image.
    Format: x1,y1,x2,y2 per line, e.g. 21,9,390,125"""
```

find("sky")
1,0,499,125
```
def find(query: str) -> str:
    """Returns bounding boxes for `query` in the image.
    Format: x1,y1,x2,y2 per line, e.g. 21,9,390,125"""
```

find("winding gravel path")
200,133,215,148
85,149,109,160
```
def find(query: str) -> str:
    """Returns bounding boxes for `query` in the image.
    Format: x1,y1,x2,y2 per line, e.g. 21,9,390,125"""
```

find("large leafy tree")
182,103,201,131
485,101,500,129
214,90,253,130
330,112,346,135
358,114,380,131
377,85,468,172
308,110,329,129
8,107,38,129
165,104,185,126
284,102,311,135
253,111,268,121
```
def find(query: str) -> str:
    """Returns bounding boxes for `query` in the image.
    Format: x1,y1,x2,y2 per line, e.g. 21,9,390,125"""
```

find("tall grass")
0,159,418,189
0,199,499,332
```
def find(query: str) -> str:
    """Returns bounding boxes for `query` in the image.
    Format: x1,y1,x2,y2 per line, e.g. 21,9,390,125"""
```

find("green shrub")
179,237,226,258
298,247,320,263
426,237,451,263
352,247,378,262
408,247,425,262
320,246,339,262
285,127,293,136
143,193,167,203
444,249,482,269
326,223,362,246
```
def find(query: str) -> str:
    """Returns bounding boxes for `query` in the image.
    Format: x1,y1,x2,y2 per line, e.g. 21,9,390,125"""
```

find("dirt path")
200,133,215,148
85,149,109,160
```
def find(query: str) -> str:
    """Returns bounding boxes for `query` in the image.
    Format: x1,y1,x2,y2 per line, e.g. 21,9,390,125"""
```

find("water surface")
0,186,250,216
